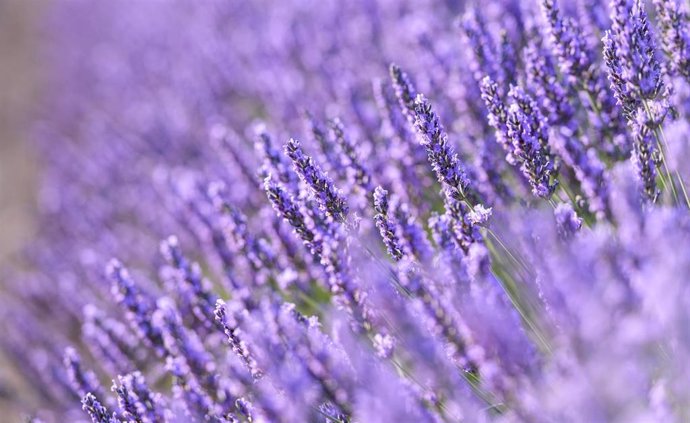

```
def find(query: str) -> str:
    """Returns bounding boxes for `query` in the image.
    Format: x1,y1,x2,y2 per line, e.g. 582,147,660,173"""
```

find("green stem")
484,234,552,355
657,124,690,209
642,100,679,204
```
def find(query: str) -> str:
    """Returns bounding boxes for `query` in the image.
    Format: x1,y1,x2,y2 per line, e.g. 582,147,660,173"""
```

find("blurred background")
0,1,40,266
0,1,41,420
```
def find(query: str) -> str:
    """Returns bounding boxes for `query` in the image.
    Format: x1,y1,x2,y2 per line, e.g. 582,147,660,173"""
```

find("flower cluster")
7,1,690,422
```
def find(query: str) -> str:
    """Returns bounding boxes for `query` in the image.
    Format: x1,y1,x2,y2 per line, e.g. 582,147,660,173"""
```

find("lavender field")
5,0,690,421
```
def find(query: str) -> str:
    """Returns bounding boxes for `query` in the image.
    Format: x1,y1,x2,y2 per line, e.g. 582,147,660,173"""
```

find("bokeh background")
0,1,39,267
0,1,41,420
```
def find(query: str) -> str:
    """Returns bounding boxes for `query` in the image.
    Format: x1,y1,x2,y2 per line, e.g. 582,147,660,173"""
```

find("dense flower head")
653,0,690,79
605,0,665,115
505,86,559,198
412,93,472,202
284,137,349,222
112,372,166,423
82,393,121,423
9,1,690,422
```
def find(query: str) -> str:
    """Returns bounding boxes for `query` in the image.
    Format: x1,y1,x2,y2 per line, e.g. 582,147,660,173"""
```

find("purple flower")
63,347,103,400
653,0,690,79
604,0,665,123
329,118,373,195
285,138,349,222
460,9,502,87
631,128,662,202
506,86,559,198
160,235,218,328
214,299,263,380
480,76,512,156
263,174,323,258
412,94,476,203
541,0,631,158
15,2,690,423
554,203,583,238
388,64,418,126
372,186,405,262
525,37,611,217
83,305,135,375
106,259,166,355
254,125,300,190
112,372,166,423
82,393,121,423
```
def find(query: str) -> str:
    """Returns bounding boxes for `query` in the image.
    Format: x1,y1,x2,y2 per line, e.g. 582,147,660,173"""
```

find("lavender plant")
6,1,690,422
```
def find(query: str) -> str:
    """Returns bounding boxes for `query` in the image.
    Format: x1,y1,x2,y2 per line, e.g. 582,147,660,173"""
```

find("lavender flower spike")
113,372,166,423
554,203,583,238
506,86,558,198
329,117,373,194
602,31,640,121
106,259,165,355
160,235,218,327
604,0,665,122
373,186,405,261
631,128,661,202
64,347,104,399
112,376,142,422
480,76,512,156
263,174,323,257
653,0,690,79
388,63,417,124
82,393,121,423
215,299,263,380
284,138,349,222
412,94,474,203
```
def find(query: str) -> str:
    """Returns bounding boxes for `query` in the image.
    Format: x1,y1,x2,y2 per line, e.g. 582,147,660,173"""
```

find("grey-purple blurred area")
0,1,41,420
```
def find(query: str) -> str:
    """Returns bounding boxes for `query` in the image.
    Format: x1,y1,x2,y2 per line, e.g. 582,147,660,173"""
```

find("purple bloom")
372,185,432,264
653,0,690,79
152,297,218,392
208,182,276,274
329,118,373,195
604,0,665,123
106,259,166,355
388,64,418,126
63,347,104,400
460,9,502,87
412,94,476,203
82,393,121,423
254,125,300,190
480,76,512,155
160,235,218,328
554,203,583,238
524,37,611,216
113,372,166,423
631,128,662,202
540,0,595,82
83,305,135,375
285,138,349,222
214,299,263,380
541,0,631,158
506,86,559,198
372,186,405,262
263,174,323,258
395,262,479,373
603,31,641,121
15,2,690,423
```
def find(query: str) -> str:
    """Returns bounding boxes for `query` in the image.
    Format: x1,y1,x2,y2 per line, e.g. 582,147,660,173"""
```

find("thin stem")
485,236,552,355
657,125,690,209
642,100,679,204
485,228,532,279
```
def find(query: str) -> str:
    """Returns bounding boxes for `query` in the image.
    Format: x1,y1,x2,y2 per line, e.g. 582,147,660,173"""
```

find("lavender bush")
6,0,690,421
